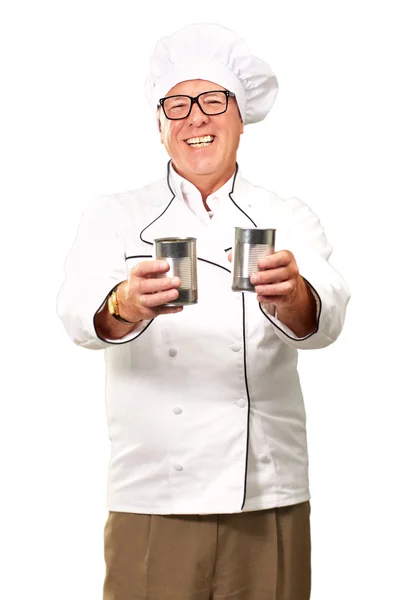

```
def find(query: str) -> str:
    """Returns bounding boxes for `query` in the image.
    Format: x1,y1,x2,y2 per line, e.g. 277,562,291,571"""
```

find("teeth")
186,135,215,145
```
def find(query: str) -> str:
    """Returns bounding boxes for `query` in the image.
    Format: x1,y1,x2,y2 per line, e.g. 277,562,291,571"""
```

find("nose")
187,101,209,126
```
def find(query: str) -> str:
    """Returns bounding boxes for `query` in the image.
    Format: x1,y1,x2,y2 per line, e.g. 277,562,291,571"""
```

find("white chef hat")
144,23,278,125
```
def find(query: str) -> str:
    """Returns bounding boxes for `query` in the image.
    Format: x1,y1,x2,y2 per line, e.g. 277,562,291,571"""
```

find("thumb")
227,250,232,263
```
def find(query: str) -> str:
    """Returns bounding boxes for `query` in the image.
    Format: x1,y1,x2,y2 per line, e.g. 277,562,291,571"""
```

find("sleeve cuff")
93,283,153,347
259,278,335,350
269,280,321,338
92,289,154,347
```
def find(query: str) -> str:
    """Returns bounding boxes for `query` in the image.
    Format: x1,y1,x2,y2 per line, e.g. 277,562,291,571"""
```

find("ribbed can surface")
154,237,198,305
232,228,276,292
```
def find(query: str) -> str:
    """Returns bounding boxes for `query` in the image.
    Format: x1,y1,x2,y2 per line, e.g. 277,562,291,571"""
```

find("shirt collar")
169,162,235,225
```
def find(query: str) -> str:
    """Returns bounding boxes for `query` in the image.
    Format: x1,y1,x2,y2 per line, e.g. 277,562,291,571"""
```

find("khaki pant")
103,501,311,600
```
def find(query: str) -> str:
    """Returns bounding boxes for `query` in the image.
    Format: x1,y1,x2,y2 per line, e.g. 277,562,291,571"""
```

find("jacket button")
236,398,246,408
231,343,241,352
173,463,183,472
169,348,177,357
173,406,183,415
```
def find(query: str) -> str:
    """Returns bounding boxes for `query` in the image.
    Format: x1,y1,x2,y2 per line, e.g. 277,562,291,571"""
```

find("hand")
249,250,303,307
228,249,317,336
116,259,183,322
227,249,302,306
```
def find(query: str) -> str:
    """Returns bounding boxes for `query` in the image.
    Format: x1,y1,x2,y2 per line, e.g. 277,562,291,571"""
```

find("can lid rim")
154,237,197,243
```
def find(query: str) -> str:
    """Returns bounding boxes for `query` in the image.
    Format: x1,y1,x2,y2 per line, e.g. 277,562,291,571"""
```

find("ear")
237,109,244,133
157,109,164,143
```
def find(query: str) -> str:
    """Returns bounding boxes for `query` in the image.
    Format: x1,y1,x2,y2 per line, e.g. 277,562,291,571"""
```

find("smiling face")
159,79,244,193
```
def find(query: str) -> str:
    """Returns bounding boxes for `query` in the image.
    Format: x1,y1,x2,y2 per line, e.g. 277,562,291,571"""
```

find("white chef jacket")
57,161,350,515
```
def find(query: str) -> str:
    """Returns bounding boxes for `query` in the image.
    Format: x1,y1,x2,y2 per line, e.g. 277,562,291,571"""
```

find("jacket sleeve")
57,195,150,350
260,197,351,350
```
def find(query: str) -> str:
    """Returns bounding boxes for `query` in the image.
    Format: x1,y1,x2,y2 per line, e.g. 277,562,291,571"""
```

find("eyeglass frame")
158,90,236,120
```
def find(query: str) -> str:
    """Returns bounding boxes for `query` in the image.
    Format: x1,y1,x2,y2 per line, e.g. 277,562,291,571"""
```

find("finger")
250,266,295,286
138,288,180,308
254,280,296,297
258,250,294,270
136,276,181,295
227,250,232,263
132,260,170,278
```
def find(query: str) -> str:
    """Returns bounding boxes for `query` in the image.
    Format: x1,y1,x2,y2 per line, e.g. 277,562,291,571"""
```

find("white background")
1,1,416,598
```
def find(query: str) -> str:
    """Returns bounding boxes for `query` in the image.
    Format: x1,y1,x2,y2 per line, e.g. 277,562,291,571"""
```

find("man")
58,23,350,600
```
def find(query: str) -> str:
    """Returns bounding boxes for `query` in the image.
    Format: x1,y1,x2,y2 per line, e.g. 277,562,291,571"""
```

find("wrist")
108,283,141,325
273,277,317,336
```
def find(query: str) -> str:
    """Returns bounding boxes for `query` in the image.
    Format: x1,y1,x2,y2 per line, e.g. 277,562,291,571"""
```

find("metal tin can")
231,227,276,292
154,237,198,305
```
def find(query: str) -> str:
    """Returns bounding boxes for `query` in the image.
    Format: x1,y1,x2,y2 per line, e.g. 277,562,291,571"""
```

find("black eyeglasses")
159,90,236,120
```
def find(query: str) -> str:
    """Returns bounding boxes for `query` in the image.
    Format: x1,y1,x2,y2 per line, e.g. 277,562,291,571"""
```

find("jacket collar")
139,161,258,270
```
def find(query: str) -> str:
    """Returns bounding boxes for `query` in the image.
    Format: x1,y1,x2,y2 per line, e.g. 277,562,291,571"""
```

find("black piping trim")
139,161,176,246
229,163,257,227
224,162,255,509
165,159,176,196
258,277,323,341
198,257,231,274
140,161,258,248
224,246,232,252
93,281,155,346
240,292,251,510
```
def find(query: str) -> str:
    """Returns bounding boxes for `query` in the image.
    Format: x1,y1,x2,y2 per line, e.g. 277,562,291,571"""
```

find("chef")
58,22,350,600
